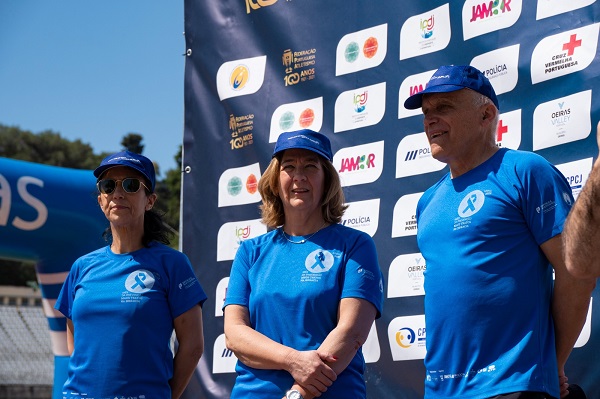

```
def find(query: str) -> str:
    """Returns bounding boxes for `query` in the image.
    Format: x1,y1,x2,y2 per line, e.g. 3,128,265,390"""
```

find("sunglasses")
97,178,150,195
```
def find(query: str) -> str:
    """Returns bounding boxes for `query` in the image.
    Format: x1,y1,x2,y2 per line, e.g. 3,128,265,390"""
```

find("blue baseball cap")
94,150,156,192
404,65,499,110
273,129,333,161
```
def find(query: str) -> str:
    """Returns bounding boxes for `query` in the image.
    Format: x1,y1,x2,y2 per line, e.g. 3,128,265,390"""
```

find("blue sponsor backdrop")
182,1,600,398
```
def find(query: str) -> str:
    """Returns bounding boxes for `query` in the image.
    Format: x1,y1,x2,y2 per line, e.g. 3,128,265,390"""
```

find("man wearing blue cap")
404,65,595,399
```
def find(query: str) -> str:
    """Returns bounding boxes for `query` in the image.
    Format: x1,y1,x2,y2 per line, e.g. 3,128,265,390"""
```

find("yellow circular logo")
230,65,249,91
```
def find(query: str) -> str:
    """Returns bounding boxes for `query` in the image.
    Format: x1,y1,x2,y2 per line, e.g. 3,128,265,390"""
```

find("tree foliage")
0,124,107,169
121,132,145,154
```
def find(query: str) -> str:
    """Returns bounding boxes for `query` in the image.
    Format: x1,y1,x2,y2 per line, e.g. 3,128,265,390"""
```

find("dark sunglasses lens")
122,178,141,193
98,179,116,194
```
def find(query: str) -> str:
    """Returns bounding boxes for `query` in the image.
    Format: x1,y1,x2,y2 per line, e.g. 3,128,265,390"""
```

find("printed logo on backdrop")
336,24,387,76
245,0,278,14
532,91,592,151
334,82,386,133
217,218,267,261
400,4,451,60
391,192,423,238
388,253,426,298
363,321,381,363
334,141,384,187
388,315,427,361
282,47,318,87
269,98,323,142
471,44,519,95
536,0,596,20
342,199,380,237
229,113,254,150
214,277,229,317
495,110,521,149
396,133,446,178
398,69,437,119
531,23,600,84
462,0,522,40
218,163,262,207
555,158,594,201
213,334,238,374
216,56,267,100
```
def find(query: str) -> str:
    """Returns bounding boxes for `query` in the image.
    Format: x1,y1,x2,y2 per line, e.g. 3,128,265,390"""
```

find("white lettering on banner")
0,174,48,231
531,23,599,84
471,44,520,95
532,90,592,150
396,133,446,178
391,193,423,238
388,253,426,298
555,158,594,201
342,199,380,236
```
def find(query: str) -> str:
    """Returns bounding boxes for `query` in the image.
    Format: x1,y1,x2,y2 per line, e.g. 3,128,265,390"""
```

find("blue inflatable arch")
0,157,107,399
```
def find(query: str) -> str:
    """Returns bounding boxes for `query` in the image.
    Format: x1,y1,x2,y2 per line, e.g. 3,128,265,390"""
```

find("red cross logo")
497,119,508,142
563,34,582,56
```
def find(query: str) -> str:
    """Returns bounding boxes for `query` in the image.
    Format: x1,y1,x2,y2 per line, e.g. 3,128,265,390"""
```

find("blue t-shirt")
55,241,207,399
224,223,384,398
416,148,573,399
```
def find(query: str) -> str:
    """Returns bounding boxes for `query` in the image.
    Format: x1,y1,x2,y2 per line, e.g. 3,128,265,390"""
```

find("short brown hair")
258,155,348,228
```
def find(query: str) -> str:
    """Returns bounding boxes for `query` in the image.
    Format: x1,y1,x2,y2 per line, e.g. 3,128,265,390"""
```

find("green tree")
120,133,144,154
0,124,106,169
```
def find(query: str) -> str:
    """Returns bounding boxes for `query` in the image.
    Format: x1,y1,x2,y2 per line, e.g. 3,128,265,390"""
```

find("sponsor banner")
363,321,382,363
212,334,238,374
532,90,592,150
399,4,451,60
575,299,593,348
216,56,267,100
214,277,229,317
398,69,437,119
471,44,520,96
388,315,427,361
216,218,267,261
462,0,523,40
269,97,323,142
183,2,600,397
336,24,387,76
391,193,423,238
217,163,262,207
555,157,594,200
536,0,596,20
334,82,386,133
531,23,600,84
334,141,384,187
496,109,522,149
342,199,380,237
396,133,446,178
388,253,426,298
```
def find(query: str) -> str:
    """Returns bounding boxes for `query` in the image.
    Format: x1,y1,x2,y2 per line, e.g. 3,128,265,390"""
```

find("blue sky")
0,1,186,177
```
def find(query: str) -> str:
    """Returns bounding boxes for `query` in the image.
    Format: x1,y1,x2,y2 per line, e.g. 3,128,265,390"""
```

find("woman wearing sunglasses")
55,150,207,399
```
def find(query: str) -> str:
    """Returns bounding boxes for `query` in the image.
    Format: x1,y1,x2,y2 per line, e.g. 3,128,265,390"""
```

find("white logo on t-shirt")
305,250,334,273
458,190,486,218
125,270,155,293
